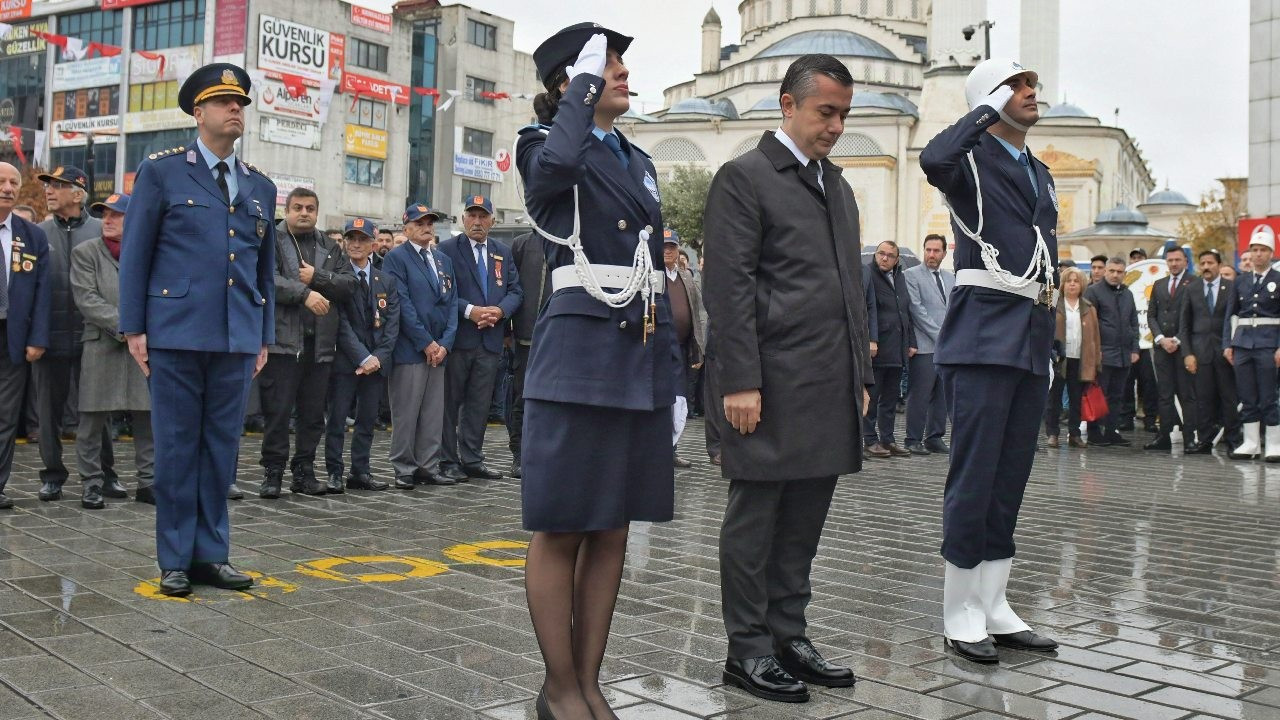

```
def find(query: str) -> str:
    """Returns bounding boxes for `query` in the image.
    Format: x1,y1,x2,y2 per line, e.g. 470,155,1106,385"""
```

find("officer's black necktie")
358,269,370,315
1206,282,1214,314
601,133,629,170
933,270,946,303
214,161,230,206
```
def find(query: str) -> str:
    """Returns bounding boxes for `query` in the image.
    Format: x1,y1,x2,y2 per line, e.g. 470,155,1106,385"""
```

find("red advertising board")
100,0,164,9
329,33,345,83
350,5,393,34
1238,217,1280,258
342,71,409,105
0,0,31,23
212,0,248,57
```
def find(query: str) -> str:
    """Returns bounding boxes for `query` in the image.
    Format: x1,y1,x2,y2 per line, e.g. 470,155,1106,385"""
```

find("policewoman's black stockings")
526,527,628,720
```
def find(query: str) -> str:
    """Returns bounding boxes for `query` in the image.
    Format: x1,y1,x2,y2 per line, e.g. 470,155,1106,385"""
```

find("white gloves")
566,33,607,80
982,84,1029,131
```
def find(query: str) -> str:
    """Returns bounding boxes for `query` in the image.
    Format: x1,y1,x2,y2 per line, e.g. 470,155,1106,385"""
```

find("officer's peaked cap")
179,63,253,115
533,22,632,90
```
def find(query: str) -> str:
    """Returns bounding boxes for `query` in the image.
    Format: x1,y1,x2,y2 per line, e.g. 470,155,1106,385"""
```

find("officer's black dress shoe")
777,638,855,687
440,465,468,482
673,452,693,468
0,492,12,509
463,464,502,480
189,562,253,590
326,472,345,494
102,478,129,498
38,481,62,501
347,473,388,491
992,630,1059,652
925,438,950,453
905,441,931,456
422,473,457,486
722,655,810,703
227,484,245,500
394,475,416,490
509,461,522,478
1185,439,1214,454
135,485,156,505
159,570,192,597
259,469,283,499
945,637,999,664
81,486,105,510
1144,435,1173,451
1103,433,1131,447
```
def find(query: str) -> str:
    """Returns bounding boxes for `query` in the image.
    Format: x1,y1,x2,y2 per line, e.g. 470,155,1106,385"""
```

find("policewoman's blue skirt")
522,399,674,532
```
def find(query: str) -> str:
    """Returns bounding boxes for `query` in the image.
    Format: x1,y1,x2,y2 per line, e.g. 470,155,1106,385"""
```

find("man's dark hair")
1090,254,1108,264
378,229,393,238
326,228,342,238
779,54,854,105
1164,246,1188,261
922,234,946,251
285,187,318,207
1107,255,1126,266
1198,248,1222,263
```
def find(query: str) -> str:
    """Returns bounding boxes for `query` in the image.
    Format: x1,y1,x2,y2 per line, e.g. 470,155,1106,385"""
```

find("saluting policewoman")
516,23,679,720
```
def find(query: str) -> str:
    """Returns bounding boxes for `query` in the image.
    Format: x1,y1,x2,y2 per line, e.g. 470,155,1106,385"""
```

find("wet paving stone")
0,422,1273,718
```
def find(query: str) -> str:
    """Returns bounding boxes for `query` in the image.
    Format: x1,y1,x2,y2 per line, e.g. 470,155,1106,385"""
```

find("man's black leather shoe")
777,638,854,687
394,475,416,490
259,468,283,499
189,562,253,590
347,473,387,491
463,464,502,480
0,492,12,509
1185,439,1214,455
905,441,931,456
38,481,62,501
440,465,468,482
227,484,244,500
925,438,950,453
722,656,809,703
326,472,345,494
159,570,192,597
135,486,156,505
102,478,128,498
1144,435,1173,451
423,473,457,486
81,486,105,510
992,630,1059,652
509,461,522,478
946,637,999,664
1104,433,1131,447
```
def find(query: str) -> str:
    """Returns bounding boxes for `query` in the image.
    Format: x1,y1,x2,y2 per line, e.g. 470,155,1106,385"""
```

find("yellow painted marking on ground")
295,555,451,583
441,540,529,568
133,571,295,602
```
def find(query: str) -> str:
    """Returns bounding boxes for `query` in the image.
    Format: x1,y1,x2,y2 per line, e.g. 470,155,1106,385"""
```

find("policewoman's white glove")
566,33,607,80
982,84,1029,131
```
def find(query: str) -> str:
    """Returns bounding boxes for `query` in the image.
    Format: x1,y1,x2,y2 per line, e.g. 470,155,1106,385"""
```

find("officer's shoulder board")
517,123,551,137
241,160,273,183
146,145,187,162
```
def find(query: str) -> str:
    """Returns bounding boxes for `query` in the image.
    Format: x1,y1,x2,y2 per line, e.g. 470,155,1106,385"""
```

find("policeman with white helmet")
1222,224,1280,460
920,58,1061,663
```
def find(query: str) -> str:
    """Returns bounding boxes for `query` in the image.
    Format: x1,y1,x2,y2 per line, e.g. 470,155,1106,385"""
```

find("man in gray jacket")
1084,256,1139,446
257,188,356,497
34,166,114,502
902,234,954,455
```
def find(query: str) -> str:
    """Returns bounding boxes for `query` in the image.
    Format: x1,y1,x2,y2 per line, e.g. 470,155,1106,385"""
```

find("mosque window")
830,133,885,156
860,0,869,14
809,0,817,16
786,0,793,18
766,1,772,22
886,0,894,15
650,137,708,162
911,0,919,17
833,0,842,14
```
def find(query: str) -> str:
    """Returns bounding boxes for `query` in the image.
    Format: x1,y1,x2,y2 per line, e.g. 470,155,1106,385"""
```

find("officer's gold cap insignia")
222,69,237,86
473,196,483,205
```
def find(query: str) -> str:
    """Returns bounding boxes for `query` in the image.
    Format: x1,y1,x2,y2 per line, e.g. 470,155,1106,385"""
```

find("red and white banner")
342,71,408,105
350,5,392,34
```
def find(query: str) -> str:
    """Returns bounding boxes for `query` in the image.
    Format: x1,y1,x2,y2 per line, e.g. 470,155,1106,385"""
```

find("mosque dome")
1144,188,1193,206
757,30,895,61
1042,102,1093,119
850,91,918,117
1096,204,1148,225
747,95,781,113
667,97,739,119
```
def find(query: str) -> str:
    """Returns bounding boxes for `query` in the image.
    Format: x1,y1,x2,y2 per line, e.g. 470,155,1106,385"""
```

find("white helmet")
1250,223,1276,252
965,58,1039,111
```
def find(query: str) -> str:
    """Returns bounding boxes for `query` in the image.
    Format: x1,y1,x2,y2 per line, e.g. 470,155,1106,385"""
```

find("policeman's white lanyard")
942,150,1056,303
513,131,662,333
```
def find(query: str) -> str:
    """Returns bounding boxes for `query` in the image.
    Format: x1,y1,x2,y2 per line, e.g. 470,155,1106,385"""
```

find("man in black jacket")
33,166,114,502
863,241,916,458
1145,246,1197,451
1181,250,1240,453
1084,257,1139,446
507,230,545,479
257,188,356,497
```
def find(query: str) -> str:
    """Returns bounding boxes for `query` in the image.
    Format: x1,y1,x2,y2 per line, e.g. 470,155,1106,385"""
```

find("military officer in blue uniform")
920,58,1060,663
119,63,275,598
516,23,679,719
1223,224,1280,461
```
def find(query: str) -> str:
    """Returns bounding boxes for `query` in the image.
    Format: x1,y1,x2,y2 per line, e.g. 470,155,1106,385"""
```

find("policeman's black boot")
295,460,327,496
259,468,283,499
38,480,63,501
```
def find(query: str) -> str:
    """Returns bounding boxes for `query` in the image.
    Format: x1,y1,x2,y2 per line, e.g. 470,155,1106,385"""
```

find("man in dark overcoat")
704,54,871,704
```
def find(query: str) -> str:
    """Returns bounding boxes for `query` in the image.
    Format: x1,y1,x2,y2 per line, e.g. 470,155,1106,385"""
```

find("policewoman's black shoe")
946,637,999,664
992,630,1059,652
777,638,854,687
722,655,810,703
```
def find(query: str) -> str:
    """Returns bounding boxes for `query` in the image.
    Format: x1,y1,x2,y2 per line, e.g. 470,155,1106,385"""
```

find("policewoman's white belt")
1236,317,1280,327
954,269,1045,303
552,264,664,294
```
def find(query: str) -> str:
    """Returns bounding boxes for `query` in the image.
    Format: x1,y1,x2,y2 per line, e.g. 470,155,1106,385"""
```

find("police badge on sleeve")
643,171,660,203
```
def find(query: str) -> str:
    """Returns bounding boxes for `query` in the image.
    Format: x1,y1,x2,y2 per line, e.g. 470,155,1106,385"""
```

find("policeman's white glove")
566,33,607,80
982,84,1029,131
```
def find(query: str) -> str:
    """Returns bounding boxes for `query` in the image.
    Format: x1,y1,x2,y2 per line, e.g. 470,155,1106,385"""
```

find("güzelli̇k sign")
257,14,338,81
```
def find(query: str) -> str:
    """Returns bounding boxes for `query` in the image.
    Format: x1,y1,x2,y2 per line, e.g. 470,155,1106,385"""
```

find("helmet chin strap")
997,109,1030,133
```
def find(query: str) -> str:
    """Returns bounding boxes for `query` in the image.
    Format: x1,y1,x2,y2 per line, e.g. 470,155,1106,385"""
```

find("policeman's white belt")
551,264,664,295
954,269,1045,303
1236,317,1280,327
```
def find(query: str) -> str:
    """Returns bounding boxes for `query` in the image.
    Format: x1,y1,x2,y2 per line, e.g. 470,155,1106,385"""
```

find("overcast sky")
358,0,1247,203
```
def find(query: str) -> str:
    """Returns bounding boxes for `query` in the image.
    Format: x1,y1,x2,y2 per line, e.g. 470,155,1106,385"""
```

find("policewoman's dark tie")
601,133,629,170
214,161,230,205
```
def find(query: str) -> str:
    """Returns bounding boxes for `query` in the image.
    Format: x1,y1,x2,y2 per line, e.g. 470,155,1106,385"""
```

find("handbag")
1081,383,1108,423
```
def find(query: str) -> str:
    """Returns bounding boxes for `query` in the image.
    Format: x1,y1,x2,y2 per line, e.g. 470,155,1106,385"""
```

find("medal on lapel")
643,171,660,203
20,260,32,272
493,255,504,287
256,219,267,239
440,272,452,292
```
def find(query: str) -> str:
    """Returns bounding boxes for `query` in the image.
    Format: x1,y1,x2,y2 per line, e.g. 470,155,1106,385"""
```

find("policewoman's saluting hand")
566,33,607,79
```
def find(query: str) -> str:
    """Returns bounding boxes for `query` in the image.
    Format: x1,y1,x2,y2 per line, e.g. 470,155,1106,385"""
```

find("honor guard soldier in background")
1223,225,1280,461
921,58,1060,663
119,63,276,597
0,162,50,510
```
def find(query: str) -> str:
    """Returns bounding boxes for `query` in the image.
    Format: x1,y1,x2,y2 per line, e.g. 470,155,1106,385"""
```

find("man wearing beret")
119,62,276,597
